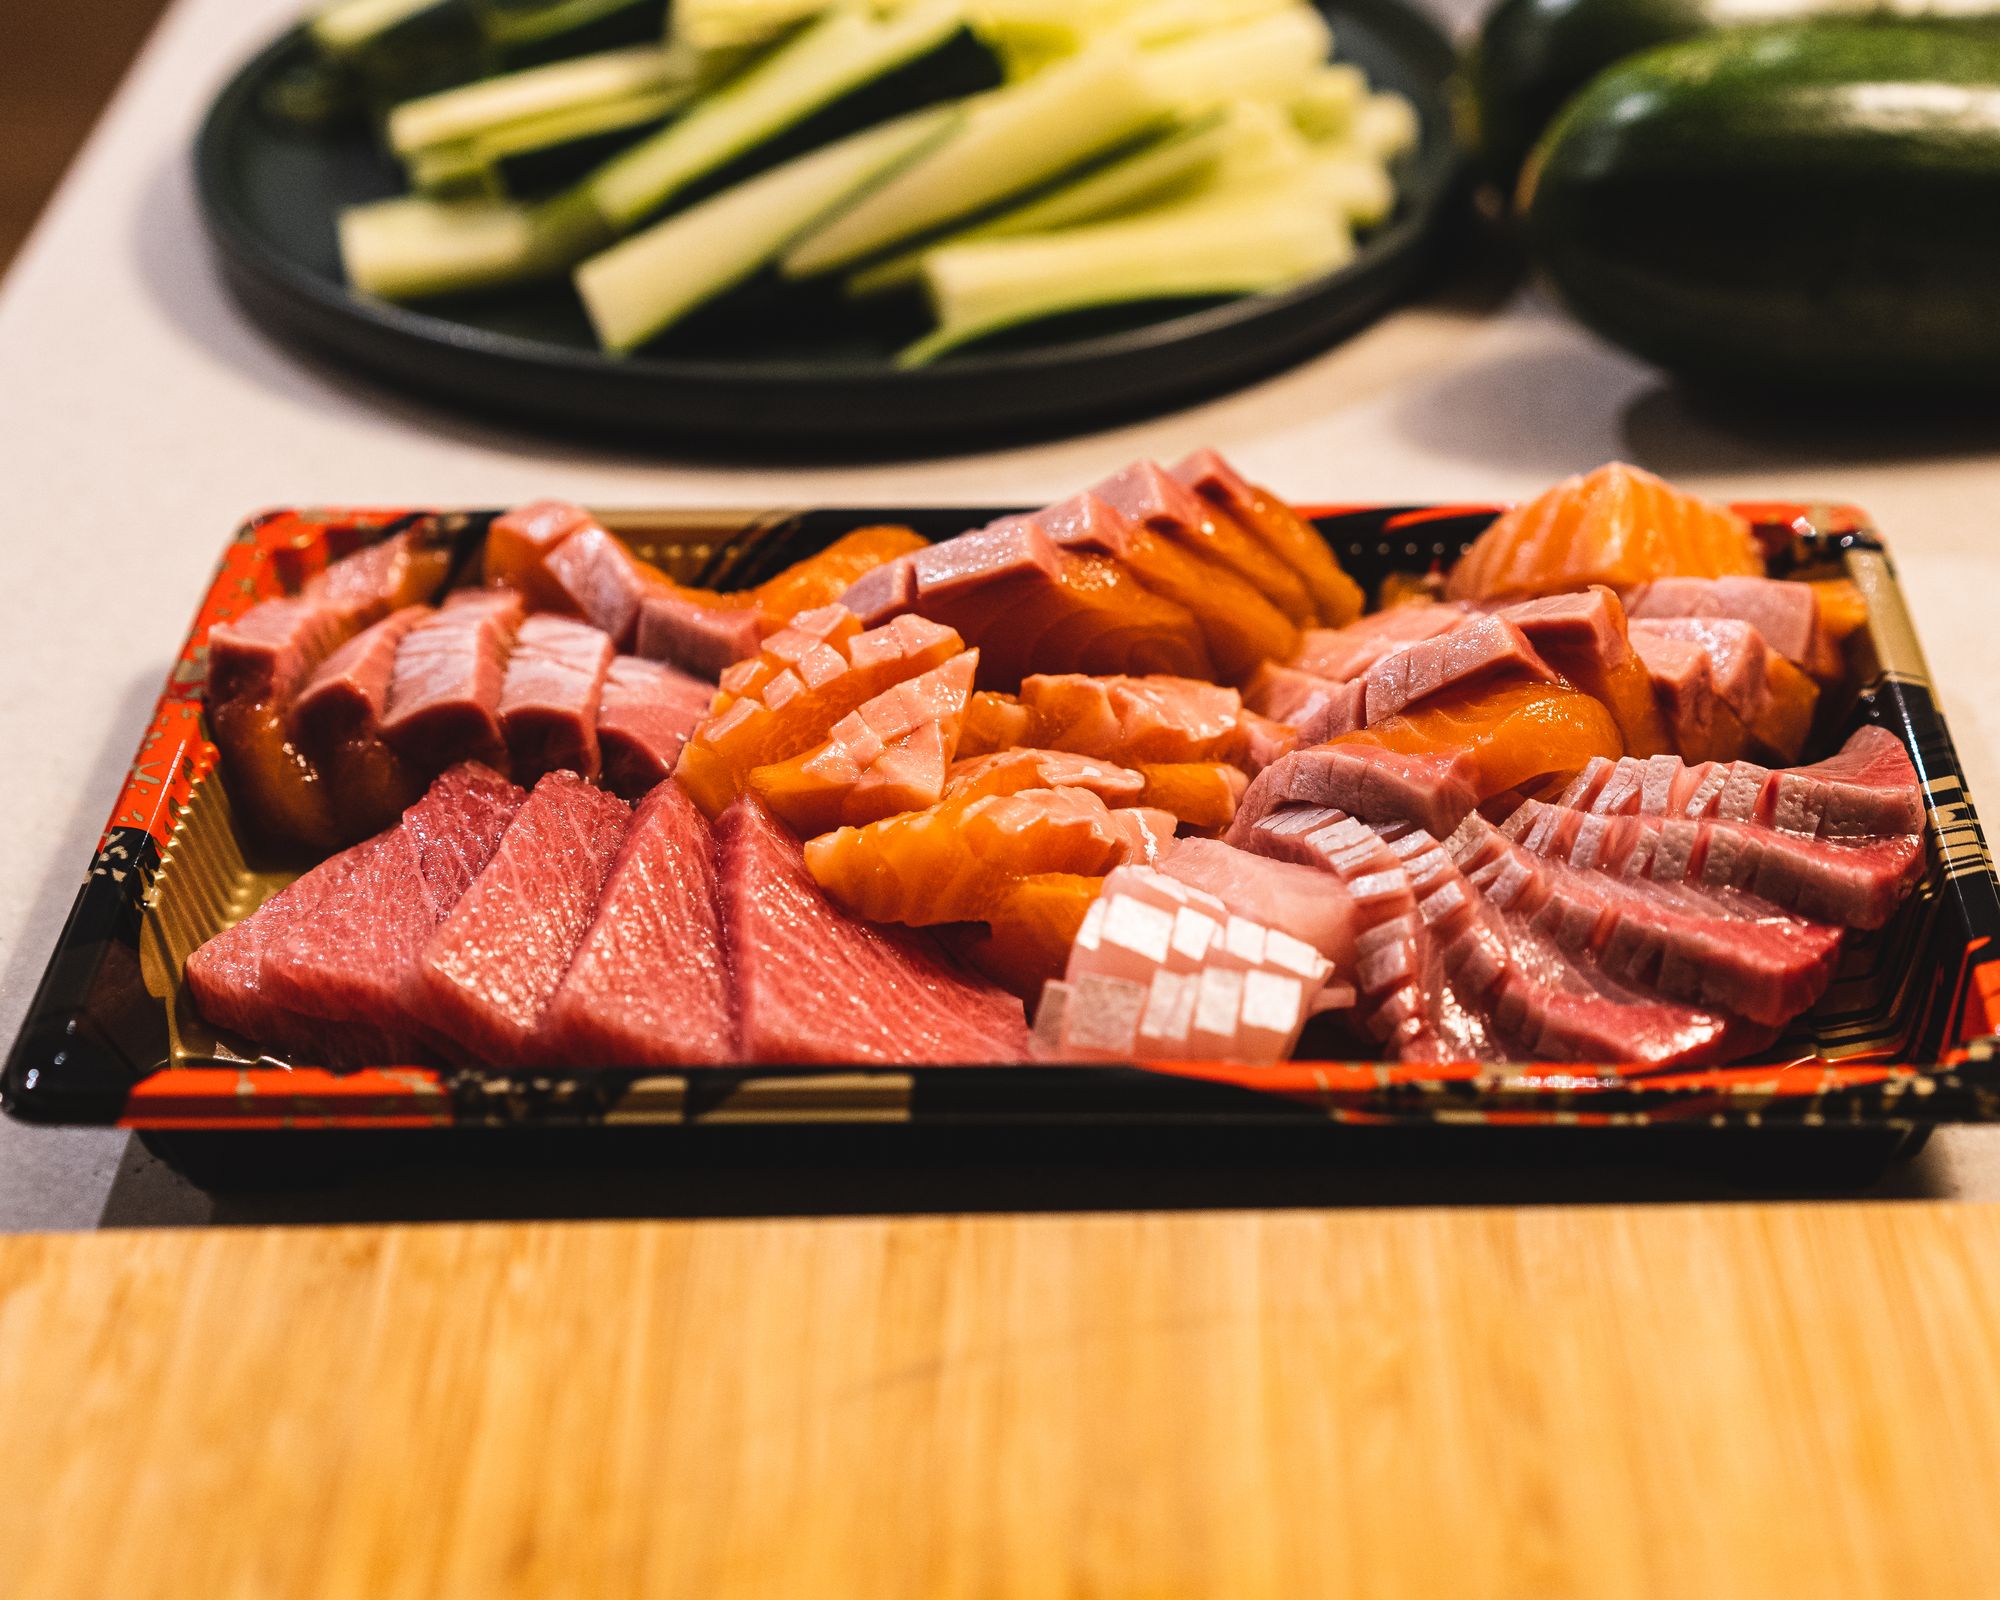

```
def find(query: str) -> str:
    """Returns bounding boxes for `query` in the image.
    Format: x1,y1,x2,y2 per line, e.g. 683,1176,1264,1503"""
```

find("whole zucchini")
1459,0,2000,191
1521,24,2000,389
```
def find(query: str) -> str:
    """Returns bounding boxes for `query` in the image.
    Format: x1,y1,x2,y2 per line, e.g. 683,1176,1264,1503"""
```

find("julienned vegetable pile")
318,0,1420,362
1463,0,2000,387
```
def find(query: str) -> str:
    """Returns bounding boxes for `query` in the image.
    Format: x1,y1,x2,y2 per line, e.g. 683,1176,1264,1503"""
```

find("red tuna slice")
185,829,428,1067
1244,661,1352,727
305,527,450,631
259,763,526,1043
485,499,594,598
839,555,919,626
717,794,1031,1064
1353,614,1556,732
1630,616,1817,762
499,614,614,783
536,782,732,1066
1159,837,1362,972
411,771,632,1066
1501,797,1923,930
634,588,765,679
1447,812,1841,1027
290,604,429,841
382,588,524,772
1231,743,1481,844
596,656,713,800
1092,459,1315,626
1369,814,1760,1069
1169,449,1366,626
1623,576,1840,677
542,523,661,649
208,597,351,711
1290,605,1468,682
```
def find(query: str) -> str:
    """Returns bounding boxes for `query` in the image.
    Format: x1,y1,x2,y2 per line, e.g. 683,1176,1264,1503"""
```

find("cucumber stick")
1137,6,1331,109
845,110,1230,295
387,45,700,155
339,187,611,297
781,45,1167,276
900,175,1351,364
675,0,839,48
576,106,962,350
405,84,695,192
311,0,443,54
586,0,968,229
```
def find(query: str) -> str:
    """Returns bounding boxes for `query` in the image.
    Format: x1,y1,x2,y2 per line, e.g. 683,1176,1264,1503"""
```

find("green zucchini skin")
1460,0,2000,190
1520,24,2000,389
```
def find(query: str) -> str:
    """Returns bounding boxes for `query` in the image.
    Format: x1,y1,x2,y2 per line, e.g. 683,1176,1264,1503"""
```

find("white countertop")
6,0,1999,1227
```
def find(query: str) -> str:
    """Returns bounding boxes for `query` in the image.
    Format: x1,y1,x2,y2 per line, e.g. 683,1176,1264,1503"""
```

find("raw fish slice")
1448,813,1841,1026
1324,681,1622,814
291,605,429,842
302,528,451,631
1243,662,1352,727
1043,488,1301,679
748,651,978,835
1048,865,1330,1063
1353,616,1557,733
805,785,1175,927
540,524,663,649
259,764,526,1042
1495,587,1672,756
957,872,1105,999
1629,617,1818,762
718,796,1030,1064
412,772,632,1066
1622,627,1752,764
1014,674,1258,766
1233,743,1483,843
676,607,964,817
635,589,766,679
485,499,598,608
595,657,714,800
537,781,732,1066
1133,763,1249,833
185,829,427,1067
1160,837,1362,971
1171,449,1366,626
499,614,615,783
956,691,1034,757
1623,575,1844,678
749,525,930,624
1289,605,1468,682
945,748,1145,803
1446,462,1762,603
1093,459,1316,627
1501,798,1923,930
382,589,524,772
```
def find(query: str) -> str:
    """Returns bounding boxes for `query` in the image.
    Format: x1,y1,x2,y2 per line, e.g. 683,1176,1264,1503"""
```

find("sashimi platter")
10,454,2000,1135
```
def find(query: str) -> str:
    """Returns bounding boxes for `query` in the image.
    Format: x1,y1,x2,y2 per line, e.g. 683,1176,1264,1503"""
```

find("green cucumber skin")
1461,0,2000,189
1521,25,2000,388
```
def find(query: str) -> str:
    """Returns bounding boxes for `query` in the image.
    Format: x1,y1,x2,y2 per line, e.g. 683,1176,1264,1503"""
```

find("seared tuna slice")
595,656,713,800
411,771,632,1066
382,589,524,772
258,764,526,1045
718,795,1030,1064
1232,743,1482,843
537,781,732,1067
498,614,614,783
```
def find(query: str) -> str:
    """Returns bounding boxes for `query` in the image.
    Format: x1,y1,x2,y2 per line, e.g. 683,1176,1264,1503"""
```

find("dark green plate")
194,1,1466,451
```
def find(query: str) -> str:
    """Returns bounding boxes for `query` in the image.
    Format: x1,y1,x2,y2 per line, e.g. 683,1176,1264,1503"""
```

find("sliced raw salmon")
805,786,1175,927
959,691,1034,757
1329,680,1624,806
675,606,963,817
748,650,978,835
959,872,1106,999
1446,462,1763,603
945,748,1146,803
1013,674,1261,768
1133,763,1249,834
1171,449,1365,626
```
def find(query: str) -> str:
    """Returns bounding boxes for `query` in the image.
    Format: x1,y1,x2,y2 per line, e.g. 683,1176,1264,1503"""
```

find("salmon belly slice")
675,607,964,818
1012,674,1263,768
1132,763,1249,834
805,786,1176,927
945,748,1146,803
748,651,978,835
1447,462,1764,603
959,872,1106,1000
1328,679,1625,805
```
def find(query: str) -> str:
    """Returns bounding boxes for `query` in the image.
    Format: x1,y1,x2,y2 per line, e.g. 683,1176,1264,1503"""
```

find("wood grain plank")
5,1204,2000,1599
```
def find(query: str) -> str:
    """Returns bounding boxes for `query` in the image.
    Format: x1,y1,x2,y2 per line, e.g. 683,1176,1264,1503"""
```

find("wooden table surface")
6,1201,2000,1599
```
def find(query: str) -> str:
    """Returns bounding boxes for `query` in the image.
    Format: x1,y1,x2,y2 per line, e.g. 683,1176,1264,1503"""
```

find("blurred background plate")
195,0,1465,452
